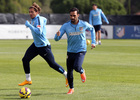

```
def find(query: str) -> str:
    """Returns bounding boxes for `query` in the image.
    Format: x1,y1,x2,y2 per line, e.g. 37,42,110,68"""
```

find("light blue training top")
54,20,96,53
89,8,109,25
28,14,50,47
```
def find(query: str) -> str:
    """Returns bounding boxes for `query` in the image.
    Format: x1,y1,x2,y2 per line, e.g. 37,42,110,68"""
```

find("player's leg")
96,32,98,45
66,52,74,94
97,25,102,45
94,25,98,45
18,43,38,86
38,45,68,87
38,45,66,74
73,52,86,83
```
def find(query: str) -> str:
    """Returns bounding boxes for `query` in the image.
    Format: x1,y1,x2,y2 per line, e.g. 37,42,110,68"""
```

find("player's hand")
56,30,60,36
25,20,30,27
91,44,96,49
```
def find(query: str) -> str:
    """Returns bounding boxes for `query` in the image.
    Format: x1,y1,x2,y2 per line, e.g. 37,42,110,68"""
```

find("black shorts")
22,43,65,74
93,25,101,32
67,51,86,73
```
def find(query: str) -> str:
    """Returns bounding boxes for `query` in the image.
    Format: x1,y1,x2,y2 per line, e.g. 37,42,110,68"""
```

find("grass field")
0,39,140,100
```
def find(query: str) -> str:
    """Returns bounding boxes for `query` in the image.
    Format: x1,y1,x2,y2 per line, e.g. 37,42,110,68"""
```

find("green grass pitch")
0,39,140,100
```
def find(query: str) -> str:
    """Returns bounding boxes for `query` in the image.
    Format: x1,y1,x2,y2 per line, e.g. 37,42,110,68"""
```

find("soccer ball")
86,39,91,45
19,87,31,98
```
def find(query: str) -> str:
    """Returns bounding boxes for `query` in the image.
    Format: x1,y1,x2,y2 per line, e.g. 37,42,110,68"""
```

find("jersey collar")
32,14,39,21
70,19,80,25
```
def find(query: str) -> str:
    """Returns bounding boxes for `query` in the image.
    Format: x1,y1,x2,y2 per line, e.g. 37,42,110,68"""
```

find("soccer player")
89,4,109,45
18,3,68,87
54,7,96,94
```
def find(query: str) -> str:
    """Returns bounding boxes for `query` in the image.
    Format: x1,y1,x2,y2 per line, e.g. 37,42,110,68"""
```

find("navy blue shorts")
67,51,86,88
93,25,101,32
67,52,86,72
22,43,65,74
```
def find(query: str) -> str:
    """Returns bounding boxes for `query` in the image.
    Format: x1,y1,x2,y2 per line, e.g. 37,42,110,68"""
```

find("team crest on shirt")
79,27,83,31
37,25,41,28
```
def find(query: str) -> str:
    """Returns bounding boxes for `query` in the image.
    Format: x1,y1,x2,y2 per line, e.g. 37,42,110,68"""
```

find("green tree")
92,0,127,15
0,0,18,13
50,0,73,13
18,0,41,13
117,0,126,4
124,0,140,14
50,0,127,15
0,0,6,12
131,0,140,14
39,0,52,13
0,0,41,13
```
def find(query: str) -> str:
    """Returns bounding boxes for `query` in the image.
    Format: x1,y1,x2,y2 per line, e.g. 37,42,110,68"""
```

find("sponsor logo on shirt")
69,32,83,36
93,12,99,16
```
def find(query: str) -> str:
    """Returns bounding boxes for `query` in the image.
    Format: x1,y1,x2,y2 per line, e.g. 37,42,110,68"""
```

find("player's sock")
63,71,69,87
63,71,67,78
96,42,98,45
26,74,31,81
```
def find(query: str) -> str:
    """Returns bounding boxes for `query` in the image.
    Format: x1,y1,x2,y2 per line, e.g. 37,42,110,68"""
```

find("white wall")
0,25,113,39
86,25,113,39
0,25,32,39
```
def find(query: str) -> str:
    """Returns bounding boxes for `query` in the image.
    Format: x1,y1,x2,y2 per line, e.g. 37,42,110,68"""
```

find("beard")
71,19,76,24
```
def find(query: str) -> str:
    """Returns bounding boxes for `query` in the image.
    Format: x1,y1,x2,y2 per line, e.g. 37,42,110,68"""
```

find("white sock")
26,74,31,81
71,88,74,90
63,71,67,78
99,40,101,43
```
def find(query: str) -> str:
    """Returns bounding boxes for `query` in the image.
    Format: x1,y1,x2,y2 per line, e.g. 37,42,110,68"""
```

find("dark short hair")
92,4,97,6
29,6,38,12
29,2,41,13
69,7,79,14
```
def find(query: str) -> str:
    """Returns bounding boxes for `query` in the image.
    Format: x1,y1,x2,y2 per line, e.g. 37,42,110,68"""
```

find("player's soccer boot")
80,70,86,83
18,80,32,86
67,89,74,94
66,78,69,87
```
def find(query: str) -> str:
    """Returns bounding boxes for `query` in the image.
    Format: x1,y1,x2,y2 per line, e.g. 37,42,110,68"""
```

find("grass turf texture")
0,39,140,100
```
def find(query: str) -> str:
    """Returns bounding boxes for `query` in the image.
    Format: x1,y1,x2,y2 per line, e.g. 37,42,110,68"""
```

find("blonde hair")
29,2,41,14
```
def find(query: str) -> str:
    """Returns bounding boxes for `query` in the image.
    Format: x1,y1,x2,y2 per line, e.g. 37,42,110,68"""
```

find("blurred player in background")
89,4,109,45
54,7,96,94
18,2,68,87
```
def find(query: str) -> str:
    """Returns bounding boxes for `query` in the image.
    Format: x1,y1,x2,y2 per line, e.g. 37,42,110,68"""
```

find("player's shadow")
0,88,18,90
31,87,66,96
4,97,21,100
32,92,66,96
0,88,20,100
2,94,21,100
0,88,66,99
